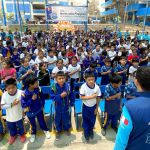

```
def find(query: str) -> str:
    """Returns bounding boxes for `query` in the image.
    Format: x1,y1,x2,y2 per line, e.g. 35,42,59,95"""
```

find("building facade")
100,0,150,26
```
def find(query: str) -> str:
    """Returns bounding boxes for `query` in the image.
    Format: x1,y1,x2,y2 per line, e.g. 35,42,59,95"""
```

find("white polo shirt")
1,90,23,122
80,83,101,107
68,64,81,79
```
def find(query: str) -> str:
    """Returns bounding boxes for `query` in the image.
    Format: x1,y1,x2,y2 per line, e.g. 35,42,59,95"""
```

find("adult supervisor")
114,66,150,150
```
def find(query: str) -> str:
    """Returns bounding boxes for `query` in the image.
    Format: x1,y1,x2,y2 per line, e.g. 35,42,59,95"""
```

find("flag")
121,115,129,126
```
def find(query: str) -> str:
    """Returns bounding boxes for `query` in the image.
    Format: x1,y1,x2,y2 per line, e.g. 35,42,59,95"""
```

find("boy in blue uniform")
80,73,101,142
50,71,75,140
124,81,137,100
101,58,113,85
115,57,129,85
102,73,122,136
84,63,98,80
21,75,50,143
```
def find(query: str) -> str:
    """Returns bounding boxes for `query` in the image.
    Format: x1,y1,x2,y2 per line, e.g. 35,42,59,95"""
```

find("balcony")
101,0,115,8
125,4,146,12
33,9,45,16
101,8,118,16
137,7,150,17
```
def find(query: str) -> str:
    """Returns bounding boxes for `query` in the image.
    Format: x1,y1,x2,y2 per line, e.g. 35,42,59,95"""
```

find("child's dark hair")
120,56,127,61
84,72,95,79
109,73,122,84
56,59,63,64
132,58,139,63
48,50,53,53
71,56,78,61
136,66,150,91
39,62,46,70
21,57,28,64
56,71,66,78
3,59,14,68
61,51,67,57
90,63,96,68
101,50,107,56
104,58,111,63
25,75,38,87
5,78,17,88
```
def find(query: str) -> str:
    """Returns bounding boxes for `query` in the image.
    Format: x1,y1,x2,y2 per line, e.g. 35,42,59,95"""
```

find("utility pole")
2,0,7,26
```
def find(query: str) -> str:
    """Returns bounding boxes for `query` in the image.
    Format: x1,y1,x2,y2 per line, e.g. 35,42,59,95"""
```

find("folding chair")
41,86,53,130
74,82,84,98
74,99,82,130
99,85,106,127
96,77,102,86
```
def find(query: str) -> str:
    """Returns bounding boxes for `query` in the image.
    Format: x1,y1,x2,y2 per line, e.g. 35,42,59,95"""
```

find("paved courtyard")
0,110,116,150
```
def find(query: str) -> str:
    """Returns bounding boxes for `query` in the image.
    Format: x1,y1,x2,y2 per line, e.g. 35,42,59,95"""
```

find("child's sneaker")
20,134,26,143
55,132,61,141
89,130,94,139
101,128,106,136
8,136,17,145
44,131,50,139
30,134,35,143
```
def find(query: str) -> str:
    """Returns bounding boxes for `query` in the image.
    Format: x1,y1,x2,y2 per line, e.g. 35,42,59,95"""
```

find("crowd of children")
0,28,150,144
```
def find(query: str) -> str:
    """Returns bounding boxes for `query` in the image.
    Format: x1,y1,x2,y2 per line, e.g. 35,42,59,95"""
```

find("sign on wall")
46,5,88,22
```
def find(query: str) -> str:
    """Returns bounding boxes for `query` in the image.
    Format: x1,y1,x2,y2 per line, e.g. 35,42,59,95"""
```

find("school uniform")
96,56,106,67
103,84,121,129
1,90,25,137
50,83,75,132
84,68,98,80
115,64,129,85
83,57,95,69
2,46,13,58
18,65,33,87
11,53,21,71
21,88,48,135
37,70,50,86
101,66,113,85
80,83,101,138
52,66,67,83
0,90,4,134
68,64,81,89
124,82,137,100
47,56,57,72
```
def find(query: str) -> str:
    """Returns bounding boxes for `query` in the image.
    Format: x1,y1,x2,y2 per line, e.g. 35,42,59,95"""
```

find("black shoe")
55,132,61,141
89,130,94,139
0,133,4,142
101,128,106,136
112,127,118,133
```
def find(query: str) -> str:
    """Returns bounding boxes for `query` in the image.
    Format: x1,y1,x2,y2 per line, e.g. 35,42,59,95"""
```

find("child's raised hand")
13,99,20,106
32,94,37,100
61,92,67,98
91,93,98,99
27,69,33,74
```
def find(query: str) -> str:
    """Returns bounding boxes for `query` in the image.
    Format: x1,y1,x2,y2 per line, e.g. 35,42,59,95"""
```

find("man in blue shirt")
114,66,150,150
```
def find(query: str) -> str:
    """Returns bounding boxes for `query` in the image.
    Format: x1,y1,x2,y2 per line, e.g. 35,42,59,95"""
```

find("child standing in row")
80,73,101,142
50,71,75,140
68,56,81,90
21,75,50,143
102,73,122,136
0,89,4,141
1,79,26,145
